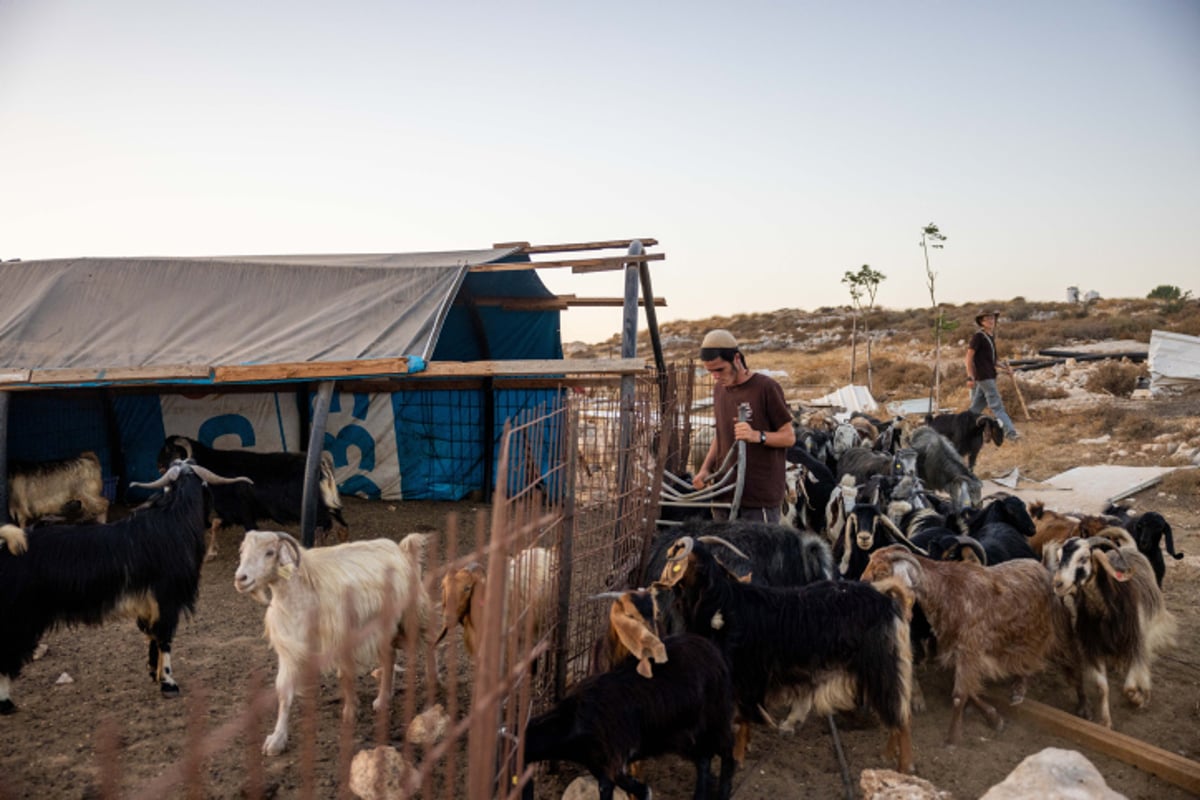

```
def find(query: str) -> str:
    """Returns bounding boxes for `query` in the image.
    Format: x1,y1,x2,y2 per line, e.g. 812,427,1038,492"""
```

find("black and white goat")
158,435,348,557
0,460,249,713
658,536,914,772
1048,536,1178,728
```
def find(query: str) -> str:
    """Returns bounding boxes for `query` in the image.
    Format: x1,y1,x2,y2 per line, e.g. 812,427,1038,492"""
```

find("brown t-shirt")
712,372,792,509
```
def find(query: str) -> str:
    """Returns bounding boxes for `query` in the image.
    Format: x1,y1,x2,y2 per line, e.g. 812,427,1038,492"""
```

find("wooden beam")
563,296,666,308
989,695,1200,794
455,295,666,310
468,253,665,273
213,357,411,383
420,358,644,377
492,238,659,254
23,364,213,386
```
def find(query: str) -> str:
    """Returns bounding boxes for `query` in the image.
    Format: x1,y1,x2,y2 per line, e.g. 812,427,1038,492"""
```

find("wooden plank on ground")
990,695,1200,794
421,358,645,377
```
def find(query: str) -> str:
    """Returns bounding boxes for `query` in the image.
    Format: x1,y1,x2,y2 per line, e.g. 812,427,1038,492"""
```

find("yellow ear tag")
512,776,519,786
672,564,681,573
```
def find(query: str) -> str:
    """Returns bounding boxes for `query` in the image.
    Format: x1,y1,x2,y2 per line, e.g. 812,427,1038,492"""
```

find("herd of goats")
0,405,1188,800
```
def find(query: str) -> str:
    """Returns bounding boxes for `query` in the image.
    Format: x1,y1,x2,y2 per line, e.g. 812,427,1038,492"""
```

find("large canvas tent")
0,239,661,529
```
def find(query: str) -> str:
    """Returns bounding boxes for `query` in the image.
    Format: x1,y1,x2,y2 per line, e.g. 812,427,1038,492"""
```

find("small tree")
1147,284,1185,301
920,223,951,410
1148,284,1193,313
842,265,886,390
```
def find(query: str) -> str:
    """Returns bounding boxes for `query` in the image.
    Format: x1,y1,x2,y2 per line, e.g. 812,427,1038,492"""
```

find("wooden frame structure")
0,237,670,545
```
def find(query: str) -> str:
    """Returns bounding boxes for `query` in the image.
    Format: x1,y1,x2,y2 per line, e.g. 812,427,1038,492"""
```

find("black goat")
521,633,736,800
1103,506,1184,588
0,461,249,712
909,427,982,510
158,435,348,557
658,536,914,772
926,410,1004,470
642,520,834,590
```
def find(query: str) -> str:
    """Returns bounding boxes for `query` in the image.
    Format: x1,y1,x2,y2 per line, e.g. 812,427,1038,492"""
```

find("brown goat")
862,545,1075,745
1028,501,1114,556
437,546,555,660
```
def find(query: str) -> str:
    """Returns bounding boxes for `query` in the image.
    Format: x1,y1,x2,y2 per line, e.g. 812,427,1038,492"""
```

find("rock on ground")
979,748,1127,800
860,768,954,799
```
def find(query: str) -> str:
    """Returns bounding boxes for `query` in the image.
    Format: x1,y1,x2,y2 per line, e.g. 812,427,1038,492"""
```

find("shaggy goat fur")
234,530,435,756
862,545,1075,745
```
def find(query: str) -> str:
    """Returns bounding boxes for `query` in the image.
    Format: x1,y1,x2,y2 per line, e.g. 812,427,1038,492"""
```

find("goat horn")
274,531,303,567
1086,537,1132,581
130,463,182,490
696,535,750,560
666,536,695,563
588,591,627,602
190,463,254,487
953,535,988,566
878,514,930,557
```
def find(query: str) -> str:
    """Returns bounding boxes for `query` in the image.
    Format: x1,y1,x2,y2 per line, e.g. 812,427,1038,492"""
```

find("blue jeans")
712,505,782,524
969,379,1018,436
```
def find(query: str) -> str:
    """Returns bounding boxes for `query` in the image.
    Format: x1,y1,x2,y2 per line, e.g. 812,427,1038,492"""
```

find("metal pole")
301,381,335,547
613,244,641,542
0,391,9,525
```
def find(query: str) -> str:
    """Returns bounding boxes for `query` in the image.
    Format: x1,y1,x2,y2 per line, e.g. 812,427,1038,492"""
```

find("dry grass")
1159,468,1200,498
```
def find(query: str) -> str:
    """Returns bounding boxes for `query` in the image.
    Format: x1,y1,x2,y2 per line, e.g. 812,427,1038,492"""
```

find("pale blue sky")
2,1,1197,343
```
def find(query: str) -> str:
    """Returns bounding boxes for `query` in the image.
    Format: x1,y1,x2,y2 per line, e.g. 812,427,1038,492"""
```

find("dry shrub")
1089,404,1165,439
1085,361,1146,397
1003,376,1067,403
871,358,933,394
1158,468,1199,498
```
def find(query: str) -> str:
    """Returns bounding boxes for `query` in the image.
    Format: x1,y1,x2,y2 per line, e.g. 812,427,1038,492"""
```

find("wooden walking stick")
1006,362,1031,421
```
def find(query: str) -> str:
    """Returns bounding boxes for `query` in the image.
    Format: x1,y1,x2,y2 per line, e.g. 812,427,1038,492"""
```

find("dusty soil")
1,399,1198,799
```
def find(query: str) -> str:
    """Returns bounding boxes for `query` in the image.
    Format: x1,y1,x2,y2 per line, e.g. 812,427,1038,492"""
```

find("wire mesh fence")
54,365,711,799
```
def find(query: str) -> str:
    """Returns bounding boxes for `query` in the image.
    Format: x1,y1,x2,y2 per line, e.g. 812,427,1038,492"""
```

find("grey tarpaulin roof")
0,248,518,385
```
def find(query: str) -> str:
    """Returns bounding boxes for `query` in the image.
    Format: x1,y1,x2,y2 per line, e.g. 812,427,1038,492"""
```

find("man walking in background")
693,329,796,522
966,310,1021,441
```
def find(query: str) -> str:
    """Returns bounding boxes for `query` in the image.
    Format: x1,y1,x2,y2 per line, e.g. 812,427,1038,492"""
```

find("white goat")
234,530,436,756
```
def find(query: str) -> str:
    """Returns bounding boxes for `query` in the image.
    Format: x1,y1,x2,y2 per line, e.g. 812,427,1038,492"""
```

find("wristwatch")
759,431,767,445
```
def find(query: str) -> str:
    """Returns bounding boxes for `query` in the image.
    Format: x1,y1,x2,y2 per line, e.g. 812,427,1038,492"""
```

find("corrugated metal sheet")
1149,329,1200,394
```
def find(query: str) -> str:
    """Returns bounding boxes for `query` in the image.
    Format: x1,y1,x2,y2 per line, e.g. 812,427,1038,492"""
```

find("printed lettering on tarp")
159,393,300,452
323,390,402,501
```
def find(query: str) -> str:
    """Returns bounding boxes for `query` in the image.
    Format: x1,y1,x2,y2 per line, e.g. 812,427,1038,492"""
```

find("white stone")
860,768,953,799
405,703,449,746
55,672,73,685
562,775,630,800
979,748,1126,799
349,746,415,800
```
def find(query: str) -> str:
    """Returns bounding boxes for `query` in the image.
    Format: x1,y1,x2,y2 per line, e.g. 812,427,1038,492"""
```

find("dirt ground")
1,402,1199,799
